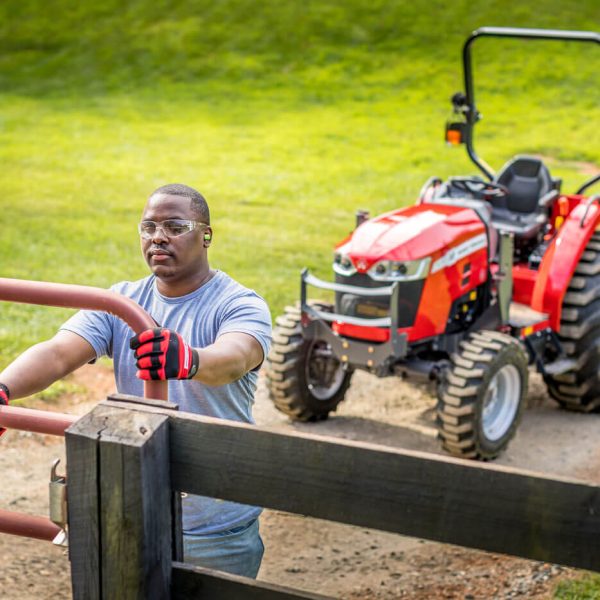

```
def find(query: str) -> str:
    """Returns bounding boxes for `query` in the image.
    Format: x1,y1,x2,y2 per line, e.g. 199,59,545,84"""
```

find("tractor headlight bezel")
367,257,431,281
333,252,357,276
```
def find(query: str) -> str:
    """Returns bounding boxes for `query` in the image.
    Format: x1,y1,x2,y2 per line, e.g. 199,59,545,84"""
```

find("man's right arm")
0,330,97,401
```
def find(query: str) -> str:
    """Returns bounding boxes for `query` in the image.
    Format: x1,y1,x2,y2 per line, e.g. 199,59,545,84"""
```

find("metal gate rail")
0,277,168,541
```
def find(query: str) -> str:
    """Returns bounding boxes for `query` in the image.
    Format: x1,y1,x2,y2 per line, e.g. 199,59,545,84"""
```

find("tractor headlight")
333,252,357,276
368,257,431,281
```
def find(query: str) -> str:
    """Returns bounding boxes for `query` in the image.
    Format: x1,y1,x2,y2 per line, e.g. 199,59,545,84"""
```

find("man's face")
140,193,210,285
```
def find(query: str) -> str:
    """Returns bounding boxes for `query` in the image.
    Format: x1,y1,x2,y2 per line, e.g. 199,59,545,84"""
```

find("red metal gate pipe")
0,508,61,542
0,277,168,402
0,405,76,436
0,278,170,543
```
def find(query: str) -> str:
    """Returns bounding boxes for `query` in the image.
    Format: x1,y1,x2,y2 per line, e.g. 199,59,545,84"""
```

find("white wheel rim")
481,364,521,442
306,341,346,401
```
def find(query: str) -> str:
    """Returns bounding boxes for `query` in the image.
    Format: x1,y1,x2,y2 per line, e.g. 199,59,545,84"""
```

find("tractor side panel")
512,265,538,305
412,248,488,338
532,199,600,330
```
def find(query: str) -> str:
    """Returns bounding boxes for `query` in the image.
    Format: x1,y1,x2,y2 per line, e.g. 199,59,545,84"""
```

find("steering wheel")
450,178,509,199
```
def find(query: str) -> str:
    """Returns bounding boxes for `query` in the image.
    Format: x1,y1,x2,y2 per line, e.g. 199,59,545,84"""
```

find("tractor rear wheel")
266,303,353,421
544,232,600,412
437,330,528,460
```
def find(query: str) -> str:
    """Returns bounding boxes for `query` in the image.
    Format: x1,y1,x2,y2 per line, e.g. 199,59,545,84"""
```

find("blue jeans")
183,518,264,579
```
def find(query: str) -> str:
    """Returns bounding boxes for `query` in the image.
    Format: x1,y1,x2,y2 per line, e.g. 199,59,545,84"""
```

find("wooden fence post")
66,403,172,599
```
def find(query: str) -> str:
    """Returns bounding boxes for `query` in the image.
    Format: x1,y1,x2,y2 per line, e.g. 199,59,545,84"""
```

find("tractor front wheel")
266,304,353,421
437,330,528,460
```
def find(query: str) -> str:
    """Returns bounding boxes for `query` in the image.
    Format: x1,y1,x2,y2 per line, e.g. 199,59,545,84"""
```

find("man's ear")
203,227,213,247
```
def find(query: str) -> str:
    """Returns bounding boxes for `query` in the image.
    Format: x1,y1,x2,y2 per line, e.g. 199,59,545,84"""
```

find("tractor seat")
489,155,559,239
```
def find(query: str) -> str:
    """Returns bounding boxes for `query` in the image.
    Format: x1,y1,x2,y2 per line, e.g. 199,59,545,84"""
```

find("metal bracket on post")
49,459,68,547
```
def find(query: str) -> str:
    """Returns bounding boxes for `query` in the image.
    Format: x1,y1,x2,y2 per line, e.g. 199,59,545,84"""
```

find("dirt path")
0,364,597,599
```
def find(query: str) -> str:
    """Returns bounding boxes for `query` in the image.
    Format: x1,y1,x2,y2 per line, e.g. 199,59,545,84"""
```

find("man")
0,183,272,578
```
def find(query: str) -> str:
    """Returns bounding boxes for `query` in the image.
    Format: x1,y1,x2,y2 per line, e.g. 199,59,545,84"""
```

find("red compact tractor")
266,27,600,460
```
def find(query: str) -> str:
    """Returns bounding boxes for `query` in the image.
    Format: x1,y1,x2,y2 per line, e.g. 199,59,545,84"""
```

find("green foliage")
553,573,600,599
0,0,598,96
0,0,598,372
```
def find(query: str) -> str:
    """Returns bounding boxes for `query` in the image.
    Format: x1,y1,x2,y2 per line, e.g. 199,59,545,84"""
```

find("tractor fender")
532,200,600,330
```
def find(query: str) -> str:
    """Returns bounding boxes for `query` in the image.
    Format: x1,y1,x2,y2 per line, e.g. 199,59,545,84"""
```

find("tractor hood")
336,203,487,274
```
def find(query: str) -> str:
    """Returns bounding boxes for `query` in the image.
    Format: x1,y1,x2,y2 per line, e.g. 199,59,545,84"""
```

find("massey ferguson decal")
431,233,487,274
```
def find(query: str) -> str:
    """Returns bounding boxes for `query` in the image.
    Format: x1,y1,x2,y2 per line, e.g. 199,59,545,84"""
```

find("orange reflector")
554,215,565,230
558,196,569,217
523,326,534,337
446,130,462,145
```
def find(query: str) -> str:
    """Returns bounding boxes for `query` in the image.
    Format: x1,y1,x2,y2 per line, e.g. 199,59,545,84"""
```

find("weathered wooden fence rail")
65,394,600,599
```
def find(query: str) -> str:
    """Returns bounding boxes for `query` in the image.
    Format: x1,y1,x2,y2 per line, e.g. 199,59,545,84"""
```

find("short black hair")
150,183,210,224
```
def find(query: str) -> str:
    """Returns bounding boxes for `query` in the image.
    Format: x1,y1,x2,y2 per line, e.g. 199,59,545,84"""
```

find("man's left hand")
0,383,10,437
130,328,199,380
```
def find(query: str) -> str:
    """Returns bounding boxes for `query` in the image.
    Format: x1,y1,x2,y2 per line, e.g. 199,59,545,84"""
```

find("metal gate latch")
49,458,68,547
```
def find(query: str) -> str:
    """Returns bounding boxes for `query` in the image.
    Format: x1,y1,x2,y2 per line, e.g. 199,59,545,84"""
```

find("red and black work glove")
129,328,199,381
0,383,10,437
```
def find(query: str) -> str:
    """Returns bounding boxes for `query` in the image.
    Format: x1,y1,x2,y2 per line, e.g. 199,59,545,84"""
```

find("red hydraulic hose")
0,508,61,542
0,277,168,404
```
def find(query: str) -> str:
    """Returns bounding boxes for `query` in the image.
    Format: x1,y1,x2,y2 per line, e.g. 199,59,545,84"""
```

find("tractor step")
544,358,578,376
508,303,549,328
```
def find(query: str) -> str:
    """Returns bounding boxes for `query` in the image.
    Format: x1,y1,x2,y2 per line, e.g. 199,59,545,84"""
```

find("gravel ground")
0,363,598,599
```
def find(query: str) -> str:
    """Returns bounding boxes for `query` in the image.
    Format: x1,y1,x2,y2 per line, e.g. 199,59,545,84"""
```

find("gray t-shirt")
61,270,272,534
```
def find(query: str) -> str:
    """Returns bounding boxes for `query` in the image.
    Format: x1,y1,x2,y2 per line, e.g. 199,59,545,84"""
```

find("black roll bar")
576,173,600,196
461,27,600,181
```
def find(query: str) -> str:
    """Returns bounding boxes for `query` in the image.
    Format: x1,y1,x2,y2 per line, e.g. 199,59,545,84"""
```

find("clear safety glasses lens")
138,220,205,240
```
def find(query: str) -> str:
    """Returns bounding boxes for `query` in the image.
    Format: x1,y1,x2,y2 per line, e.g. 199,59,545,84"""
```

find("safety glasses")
138,219,208,240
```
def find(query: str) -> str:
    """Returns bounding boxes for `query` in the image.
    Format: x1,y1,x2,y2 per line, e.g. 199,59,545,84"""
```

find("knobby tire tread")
437,330,528,460
266,303,353,421
545,239,600,412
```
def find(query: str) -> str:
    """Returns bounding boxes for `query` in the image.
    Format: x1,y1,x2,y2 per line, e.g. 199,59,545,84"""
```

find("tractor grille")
334,273,424,328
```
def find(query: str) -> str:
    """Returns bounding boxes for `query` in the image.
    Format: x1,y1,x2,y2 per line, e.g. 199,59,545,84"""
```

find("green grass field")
0,0,599,595
0,0,598,361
